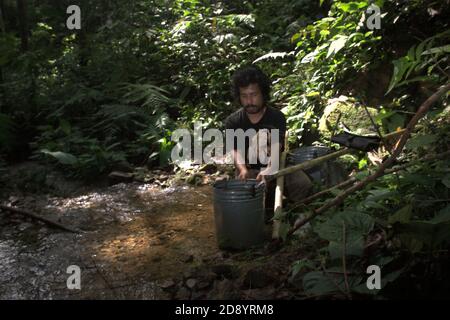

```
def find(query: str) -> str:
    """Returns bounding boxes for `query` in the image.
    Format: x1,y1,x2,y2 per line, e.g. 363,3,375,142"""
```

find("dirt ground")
0,164,310,300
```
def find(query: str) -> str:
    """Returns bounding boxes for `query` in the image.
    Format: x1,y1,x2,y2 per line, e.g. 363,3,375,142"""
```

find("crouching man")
224,66,286,219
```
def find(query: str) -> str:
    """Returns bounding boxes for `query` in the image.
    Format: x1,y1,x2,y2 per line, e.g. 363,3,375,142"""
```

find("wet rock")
158,234,169,241
242,287,276,300
191,291,206,300
198,163,217,174
158,175,169,182
8,196,19,206
39,227,48,233
175,286,191,300
185,173,204,186
151,256,162,263
202,271,217,283
211,264,238,280
159,279,176,290
197,280,212,290
182,254,194,263
182,270,193,280
207,251,229,262
275,290,291,299
207,279,239,300
18,222,33,231
108,171,134,185
186,278,197,290
243,267,276,289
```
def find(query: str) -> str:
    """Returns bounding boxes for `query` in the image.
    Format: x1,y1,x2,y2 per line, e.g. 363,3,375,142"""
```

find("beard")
244,104,264,114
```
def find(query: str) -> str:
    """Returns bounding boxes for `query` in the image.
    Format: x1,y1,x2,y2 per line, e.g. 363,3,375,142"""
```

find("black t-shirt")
224,106,286,169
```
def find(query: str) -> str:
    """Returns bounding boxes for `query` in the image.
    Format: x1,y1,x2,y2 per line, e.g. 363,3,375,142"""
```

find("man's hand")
256,172,264,181
237,167,250,181
257,166,274,181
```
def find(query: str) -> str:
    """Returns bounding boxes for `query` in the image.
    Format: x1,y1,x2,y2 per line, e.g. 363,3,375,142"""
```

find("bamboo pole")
266,128,406,181
272,131,289,239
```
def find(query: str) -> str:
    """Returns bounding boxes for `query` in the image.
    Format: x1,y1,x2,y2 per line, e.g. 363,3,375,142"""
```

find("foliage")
387,30,450,93
0,0,449,298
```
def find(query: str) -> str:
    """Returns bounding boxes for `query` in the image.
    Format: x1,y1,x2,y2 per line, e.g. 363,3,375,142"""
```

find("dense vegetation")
1,0,449,298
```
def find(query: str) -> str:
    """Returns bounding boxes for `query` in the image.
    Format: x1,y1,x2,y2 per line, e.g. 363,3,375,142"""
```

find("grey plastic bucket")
213,179,265,250
287,146,330,183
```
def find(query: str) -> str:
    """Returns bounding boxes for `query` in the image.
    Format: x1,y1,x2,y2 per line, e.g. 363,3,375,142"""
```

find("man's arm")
224,113,250,180
232,149,250,180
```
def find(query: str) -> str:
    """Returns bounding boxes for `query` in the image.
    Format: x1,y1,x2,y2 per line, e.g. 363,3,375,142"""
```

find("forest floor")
0,162,314,299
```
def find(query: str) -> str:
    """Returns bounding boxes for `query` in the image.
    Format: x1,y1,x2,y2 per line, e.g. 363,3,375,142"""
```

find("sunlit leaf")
41,149,78,165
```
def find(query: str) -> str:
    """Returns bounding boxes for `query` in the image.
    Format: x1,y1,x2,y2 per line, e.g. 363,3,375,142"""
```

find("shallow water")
0,182,218,299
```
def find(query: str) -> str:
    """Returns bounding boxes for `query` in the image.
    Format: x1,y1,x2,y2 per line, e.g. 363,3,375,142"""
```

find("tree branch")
288,82,450,236
0,204,81,233
290,150,450,208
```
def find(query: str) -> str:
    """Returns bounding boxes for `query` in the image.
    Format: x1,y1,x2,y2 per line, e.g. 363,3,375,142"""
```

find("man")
224,66,286,216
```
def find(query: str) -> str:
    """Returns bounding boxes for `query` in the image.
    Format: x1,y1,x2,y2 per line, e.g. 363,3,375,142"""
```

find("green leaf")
389,204,412,225
386,59,406,93
253,51,293,63
396,219,450,250
366,188,395,202
431,205,450,224
326,36,348,58
59,119,71,135
353,268,403,295
441,174,450,188
398,233,424,253
290,259,315,282
303,271,342,295
315,211,375,258
279,221,291,242
422,45,450,55
405,134,438,149
306,91,320,97
41,149,78,165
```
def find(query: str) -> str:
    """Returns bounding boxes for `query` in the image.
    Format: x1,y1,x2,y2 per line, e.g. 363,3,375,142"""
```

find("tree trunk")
0,0,5,99
16,0,28,52
0,0,6,33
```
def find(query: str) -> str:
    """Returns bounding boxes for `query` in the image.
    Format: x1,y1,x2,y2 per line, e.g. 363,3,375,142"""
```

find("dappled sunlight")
0,180,218,298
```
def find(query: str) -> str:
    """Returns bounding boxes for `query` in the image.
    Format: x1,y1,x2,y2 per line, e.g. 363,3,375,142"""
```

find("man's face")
239,83,265,114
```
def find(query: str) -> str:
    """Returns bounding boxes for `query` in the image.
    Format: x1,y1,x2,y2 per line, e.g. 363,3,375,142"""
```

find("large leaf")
431,205,450,224
441,174,450,188
315,211,375,259
352,268,404,295
41,149,78,165
253,51,294,63
395,219,450,251
422,45,450,55
303,269,364,296
386,58,409,93
405,134,438,150
290,259,315,282
326,35,348,58
388,204,412,225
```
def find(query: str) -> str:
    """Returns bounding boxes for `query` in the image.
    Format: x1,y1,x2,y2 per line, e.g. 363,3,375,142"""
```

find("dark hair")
231,65,271,104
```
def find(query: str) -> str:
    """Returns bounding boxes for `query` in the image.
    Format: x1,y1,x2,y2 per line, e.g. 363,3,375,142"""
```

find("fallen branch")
291,150,450,207
288,82,450,236
0,204,81,233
